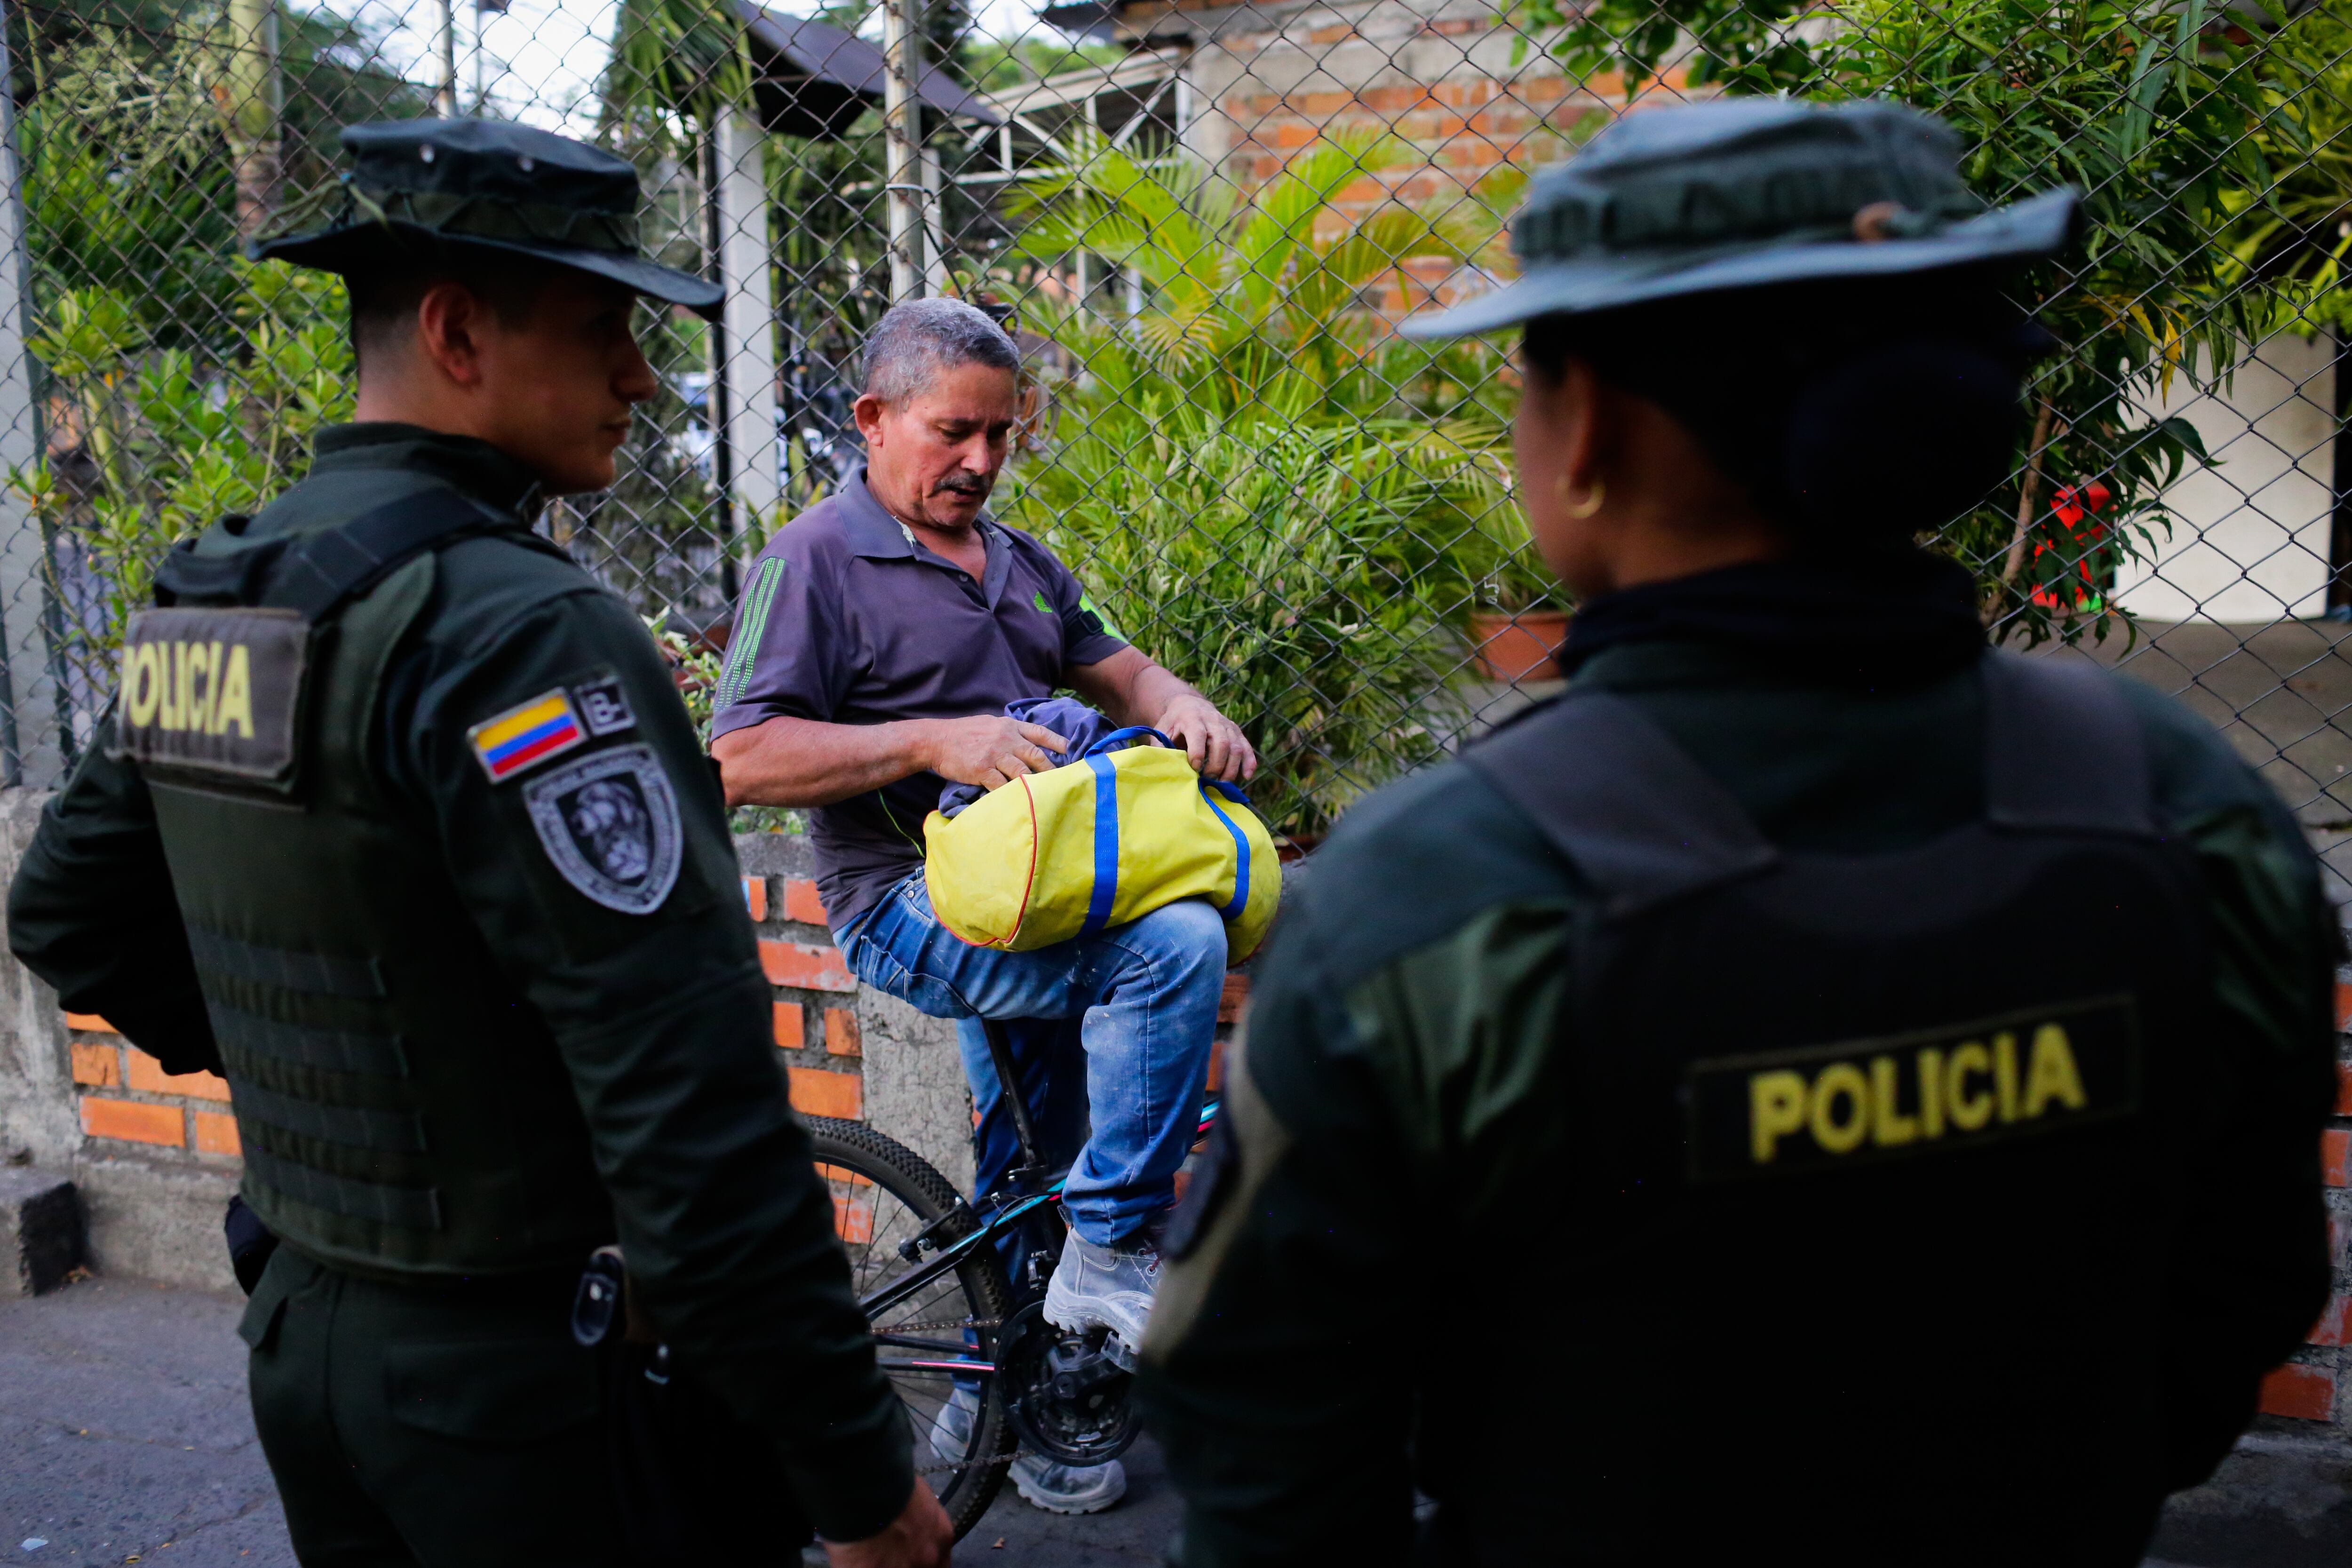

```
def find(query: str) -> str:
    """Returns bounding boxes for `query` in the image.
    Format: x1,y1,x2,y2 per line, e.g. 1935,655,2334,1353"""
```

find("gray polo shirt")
710,468,1128,931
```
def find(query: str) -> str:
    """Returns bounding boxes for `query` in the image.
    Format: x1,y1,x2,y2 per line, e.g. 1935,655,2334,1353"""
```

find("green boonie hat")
250,119,725,320
1402,99,2078,340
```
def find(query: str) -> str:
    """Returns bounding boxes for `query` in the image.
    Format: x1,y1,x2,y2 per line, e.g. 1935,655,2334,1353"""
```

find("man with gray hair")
711,296,1254,1516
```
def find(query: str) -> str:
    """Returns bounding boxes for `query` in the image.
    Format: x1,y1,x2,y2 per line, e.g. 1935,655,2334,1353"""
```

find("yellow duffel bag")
923,726,1281,962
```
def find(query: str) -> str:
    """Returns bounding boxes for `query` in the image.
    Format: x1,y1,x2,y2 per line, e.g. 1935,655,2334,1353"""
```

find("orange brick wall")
61,850,1245,1181
2253,976,2352,1429
748,871,867,1121
1215,69,1594,318
1176,7,1712,317
65,857,874,1170
1217,72,1599,193
68,1024,238,1157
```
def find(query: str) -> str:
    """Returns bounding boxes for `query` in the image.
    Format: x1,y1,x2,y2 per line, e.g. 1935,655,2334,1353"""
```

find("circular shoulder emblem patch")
521,745,683,915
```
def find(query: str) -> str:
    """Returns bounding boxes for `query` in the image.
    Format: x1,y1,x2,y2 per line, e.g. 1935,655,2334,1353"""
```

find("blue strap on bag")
1072,728,1257,931
1075,729,1167,937
1079,727,1174,757
1198,781,1254,922
1081,753,1121,937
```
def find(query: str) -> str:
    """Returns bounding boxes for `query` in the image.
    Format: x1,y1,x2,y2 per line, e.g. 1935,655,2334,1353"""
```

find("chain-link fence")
0,0,2344,861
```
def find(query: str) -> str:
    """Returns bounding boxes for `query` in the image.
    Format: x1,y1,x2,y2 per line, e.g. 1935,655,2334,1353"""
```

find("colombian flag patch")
467,689,587,782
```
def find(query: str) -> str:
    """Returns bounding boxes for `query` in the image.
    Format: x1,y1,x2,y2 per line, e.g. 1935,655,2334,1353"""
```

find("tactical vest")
120,491,617,1278
1447,652,2206,1566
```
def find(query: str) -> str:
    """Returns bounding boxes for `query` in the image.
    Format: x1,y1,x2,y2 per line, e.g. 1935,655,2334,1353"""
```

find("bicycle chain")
918,1452,1017,1478
873,1317,1001,1334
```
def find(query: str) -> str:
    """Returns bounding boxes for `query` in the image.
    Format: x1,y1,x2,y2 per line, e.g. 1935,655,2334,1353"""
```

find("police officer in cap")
1140,100,2338,1566
8,119,951,1568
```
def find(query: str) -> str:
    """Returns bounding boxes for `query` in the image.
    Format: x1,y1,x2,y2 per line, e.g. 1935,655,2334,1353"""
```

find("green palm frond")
605,0,754,140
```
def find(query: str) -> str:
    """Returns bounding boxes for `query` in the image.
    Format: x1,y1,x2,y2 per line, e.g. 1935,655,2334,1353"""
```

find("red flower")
2050,478,2111,531
2031,478,2115,613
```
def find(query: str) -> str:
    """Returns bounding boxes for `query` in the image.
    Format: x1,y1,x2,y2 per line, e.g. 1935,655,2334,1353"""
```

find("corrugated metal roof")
736,2,1002,139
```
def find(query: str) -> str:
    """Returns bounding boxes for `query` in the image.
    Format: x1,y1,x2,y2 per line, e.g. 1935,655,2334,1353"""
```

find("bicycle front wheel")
803,1115,1017,1540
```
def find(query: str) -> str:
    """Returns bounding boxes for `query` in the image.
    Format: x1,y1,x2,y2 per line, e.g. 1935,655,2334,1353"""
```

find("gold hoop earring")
1556,477,1605,519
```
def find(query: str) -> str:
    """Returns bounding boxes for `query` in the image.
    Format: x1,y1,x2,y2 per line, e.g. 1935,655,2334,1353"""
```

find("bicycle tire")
804,1115,1017,1541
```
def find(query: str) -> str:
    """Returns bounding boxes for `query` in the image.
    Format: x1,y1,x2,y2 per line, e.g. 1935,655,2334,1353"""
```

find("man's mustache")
932,475,991,498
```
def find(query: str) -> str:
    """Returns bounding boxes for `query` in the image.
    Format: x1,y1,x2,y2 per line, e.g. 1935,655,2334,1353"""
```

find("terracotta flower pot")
1469,610,1571,683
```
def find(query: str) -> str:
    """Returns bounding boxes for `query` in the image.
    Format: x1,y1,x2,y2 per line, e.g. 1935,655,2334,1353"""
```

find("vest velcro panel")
188,926,385,998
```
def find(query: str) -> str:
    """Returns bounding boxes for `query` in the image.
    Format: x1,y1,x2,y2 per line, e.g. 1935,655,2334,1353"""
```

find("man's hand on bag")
921,715,1072,790
823,1480,954,1568
1157,691,1258,783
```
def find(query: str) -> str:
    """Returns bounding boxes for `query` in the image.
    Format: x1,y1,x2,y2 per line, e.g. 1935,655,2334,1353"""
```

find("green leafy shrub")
2222,5,2352,335
1006,405,1508,838
14,263,354,680
1517,0,2347,644
999,135,1521,835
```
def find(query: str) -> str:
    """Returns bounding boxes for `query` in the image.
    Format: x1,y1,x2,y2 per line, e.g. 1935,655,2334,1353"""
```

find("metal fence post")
716,104,781,542
435,0,458,118
919,142,947,298
224,0,282,239
0,12,60,789
882,0,923,302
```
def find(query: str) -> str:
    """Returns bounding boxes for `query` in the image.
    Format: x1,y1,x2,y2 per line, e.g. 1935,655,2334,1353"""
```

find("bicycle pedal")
1100,1332,1137,1374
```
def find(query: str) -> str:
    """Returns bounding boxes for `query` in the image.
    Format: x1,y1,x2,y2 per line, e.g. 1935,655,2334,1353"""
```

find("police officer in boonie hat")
253,117,725,314
1141,99,2338,1568
1399,96,2077,334
9,119,954,1568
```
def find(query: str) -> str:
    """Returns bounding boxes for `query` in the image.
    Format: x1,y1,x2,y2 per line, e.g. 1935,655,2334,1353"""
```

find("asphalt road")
0,1274,2307,1568
0,1276,1177,1568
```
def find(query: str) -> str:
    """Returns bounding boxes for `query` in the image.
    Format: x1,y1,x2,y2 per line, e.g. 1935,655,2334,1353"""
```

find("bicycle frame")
867,1017,1220,1379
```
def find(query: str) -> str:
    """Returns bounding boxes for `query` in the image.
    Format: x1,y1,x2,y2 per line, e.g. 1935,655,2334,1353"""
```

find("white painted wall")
2114,331,2340,625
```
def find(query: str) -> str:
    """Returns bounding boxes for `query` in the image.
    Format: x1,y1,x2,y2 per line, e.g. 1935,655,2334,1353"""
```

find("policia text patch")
1683,995,2140,1184
112,607,307,786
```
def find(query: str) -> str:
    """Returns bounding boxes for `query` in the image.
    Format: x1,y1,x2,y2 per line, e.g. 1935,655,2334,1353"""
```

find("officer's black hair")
344,247,571,373
1521,272,2054,543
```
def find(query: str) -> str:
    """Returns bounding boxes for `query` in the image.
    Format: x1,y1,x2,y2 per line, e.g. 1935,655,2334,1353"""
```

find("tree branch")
1998,395,2060,597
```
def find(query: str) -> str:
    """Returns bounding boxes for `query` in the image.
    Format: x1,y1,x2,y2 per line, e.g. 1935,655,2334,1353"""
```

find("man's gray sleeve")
710,543,855,737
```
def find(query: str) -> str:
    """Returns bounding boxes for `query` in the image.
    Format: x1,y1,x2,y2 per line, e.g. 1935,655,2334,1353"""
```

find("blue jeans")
838,874,1224,1246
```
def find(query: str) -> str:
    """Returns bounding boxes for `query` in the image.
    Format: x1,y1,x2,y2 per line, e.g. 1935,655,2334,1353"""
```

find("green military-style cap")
251,119,725,320
1402,100,2077,339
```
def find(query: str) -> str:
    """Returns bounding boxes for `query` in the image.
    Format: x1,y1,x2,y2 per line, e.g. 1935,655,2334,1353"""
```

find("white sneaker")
1012,1451,1127,1515
926,1385,981,1465
1042,1233,1161,1351
927,1385,1128,1516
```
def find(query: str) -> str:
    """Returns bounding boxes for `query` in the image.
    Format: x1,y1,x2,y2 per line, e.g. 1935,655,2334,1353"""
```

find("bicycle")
802,1018,1220,1539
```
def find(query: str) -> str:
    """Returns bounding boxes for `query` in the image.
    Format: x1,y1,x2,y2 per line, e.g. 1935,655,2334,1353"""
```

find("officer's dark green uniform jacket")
8,424,912,1546
1139,560,2338,1568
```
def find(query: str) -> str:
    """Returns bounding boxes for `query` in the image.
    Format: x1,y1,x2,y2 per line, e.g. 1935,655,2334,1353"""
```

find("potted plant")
1470,593,1568,684
1466,508,1571,684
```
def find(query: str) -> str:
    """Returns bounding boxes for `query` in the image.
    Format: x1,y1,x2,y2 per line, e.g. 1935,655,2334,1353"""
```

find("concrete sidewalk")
0,1279,286,1566
0,1276,1176,1568
0,1275,2328,1568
